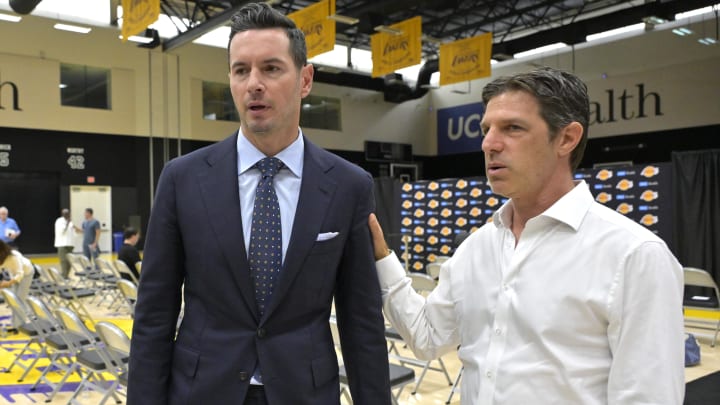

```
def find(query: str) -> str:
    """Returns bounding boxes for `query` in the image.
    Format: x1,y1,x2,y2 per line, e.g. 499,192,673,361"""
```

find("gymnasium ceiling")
159,0,719,57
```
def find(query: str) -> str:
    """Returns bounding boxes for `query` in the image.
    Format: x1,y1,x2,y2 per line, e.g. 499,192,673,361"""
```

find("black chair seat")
77,349,129,370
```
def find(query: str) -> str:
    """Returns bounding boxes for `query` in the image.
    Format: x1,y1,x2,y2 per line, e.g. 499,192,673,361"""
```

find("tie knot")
256,157,284,178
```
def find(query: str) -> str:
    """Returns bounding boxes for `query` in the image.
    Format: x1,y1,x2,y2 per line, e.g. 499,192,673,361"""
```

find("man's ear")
557,121,583,159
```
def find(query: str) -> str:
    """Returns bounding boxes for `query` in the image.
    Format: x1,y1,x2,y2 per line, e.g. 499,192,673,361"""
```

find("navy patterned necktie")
249,157,284,316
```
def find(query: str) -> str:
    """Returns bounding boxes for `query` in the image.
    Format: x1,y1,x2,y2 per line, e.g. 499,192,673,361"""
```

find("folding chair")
94,321,131,398
386,272,452,394
331,317,415,405
116,279,138,317
45,266,97,324
683,267,720,347
93,258,123,309
113,259,139,285
0,289,48,382
54,307,126,405
25,296,95,402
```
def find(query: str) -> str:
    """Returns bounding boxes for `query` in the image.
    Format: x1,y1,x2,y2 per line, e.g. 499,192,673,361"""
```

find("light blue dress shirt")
237,130,303,265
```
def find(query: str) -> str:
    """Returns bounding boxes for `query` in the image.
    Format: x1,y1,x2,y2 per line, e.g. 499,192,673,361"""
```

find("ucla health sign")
437,102,485,155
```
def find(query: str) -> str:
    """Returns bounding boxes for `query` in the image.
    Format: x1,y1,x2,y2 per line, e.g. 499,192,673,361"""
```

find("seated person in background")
118,227,141,282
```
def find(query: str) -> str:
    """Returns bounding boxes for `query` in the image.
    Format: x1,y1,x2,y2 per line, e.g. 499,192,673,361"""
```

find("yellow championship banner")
439,32,493,86
289,0,336,59
371,16,422,78
121,0,160,42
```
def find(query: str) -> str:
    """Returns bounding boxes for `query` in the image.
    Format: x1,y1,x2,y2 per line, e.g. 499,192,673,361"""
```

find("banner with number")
371,16,422,78
288,0,336,59
121,0,160,42
439,32,492,85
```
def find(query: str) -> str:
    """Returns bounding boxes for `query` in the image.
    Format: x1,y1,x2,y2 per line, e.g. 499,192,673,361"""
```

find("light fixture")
53,23,92,34
699,37,717,45
421,34,443,44
513,42,567,59
0,12,22,22
672,27,693,36
120,28,160,48
642,16,668,26
587,23,645,42
329,14,359,25
374,25,403,35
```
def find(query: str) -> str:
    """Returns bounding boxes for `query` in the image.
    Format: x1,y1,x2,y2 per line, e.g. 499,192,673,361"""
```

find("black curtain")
672,150,720,282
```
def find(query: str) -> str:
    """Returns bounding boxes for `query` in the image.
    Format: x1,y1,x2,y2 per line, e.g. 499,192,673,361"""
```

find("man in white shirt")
370,67,684,404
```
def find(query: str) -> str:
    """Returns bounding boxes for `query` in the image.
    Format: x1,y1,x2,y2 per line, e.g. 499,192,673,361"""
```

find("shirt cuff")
376,251,407,289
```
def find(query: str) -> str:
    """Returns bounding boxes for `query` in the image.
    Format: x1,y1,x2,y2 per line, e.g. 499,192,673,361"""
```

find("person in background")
127,3,390,405
368,67,685,404
0,207,21,249
117,227,141,282
0,240,35,331
81,208,101,262
54,208,80,278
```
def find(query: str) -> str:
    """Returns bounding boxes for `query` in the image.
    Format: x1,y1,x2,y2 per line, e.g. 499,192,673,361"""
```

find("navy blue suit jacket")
127,134,391,404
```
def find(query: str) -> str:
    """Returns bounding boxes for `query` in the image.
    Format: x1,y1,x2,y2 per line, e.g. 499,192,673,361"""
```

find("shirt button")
495,328,502,335
486,371,493,379
257,328,266,338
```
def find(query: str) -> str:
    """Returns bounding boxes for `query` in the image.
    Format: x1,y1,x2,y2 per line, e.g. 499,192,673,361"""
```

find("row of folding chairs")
1,289,131,404
62,254,138,317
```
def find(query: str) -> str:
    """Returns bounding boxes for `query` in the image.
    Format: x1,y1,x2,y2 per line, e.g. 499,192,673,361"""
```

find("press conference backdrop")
398,162,671,272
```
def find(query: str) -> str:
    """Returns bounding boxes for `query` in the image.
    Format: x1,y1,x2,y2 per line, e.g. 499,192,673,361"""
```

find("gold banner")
121,0,160,42
439,32,493,85
289,0,336,59
371,16,422,78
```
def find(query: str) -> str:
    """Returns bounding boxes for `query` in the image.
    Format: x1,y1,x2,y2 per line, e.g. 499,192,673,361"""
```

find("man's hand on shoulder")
368,213,392,261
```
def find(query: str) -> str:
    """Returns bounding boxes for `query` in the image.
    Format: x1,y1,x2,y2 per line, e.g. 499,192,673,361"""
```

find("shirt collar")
237,128,304,177
492,180,593,231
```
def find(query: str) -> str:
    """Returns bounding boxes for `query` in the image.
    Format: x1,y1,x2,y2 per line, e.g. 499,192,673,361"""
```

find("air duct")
9,0,42,15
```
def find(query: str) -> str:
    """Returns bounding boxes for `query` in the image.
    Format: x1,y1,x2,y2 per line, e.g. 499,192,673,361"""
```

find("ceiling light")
329,14,359,25
374,25,403,35
587,23,645,42
0,12,22,22
119,35,154,44
513,42,567,59
421,34,443,44
699,37,717,45
53,23,91,34
642,16,668,26
672,27,693,36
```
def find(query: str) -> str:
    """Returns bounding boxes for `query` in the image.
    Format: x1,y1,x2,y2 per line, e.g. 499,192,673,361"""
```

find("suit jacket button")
257,328,266,338
238,371,249,381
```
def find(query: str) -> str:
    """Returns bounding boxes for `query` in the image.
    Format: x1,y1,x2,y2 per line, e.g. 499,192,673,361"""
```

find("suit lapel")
263,140,337,319
197,134,258,321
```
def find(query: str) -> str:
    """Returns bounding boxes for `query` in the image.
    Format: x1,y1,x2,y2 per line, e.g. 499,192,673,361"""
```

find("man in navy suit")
127,3,391,404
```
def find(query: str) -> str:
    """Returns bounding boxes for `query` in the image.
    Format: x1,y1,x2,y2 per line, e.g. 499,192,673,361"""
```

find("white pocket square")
316,232,339,241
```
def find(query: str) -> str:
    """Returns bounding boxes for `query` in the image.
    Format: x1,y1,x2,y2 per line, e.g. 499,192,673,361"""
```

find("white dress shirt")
377,181,685,404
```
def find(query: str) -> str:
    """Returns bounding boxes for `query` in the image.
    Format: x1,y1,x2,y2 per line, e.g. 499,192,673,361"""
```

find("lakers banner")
289,0,336,59
439,32,492,85
371,16,422,78
121,0,160,42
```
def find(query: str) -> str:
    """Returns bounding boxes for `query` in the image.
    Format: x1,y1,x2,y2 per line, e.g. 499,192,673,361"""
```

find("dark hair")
123,227,139,240
227,2,307,70
0,240,11,265
481,67,590,170
85,208,93,215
